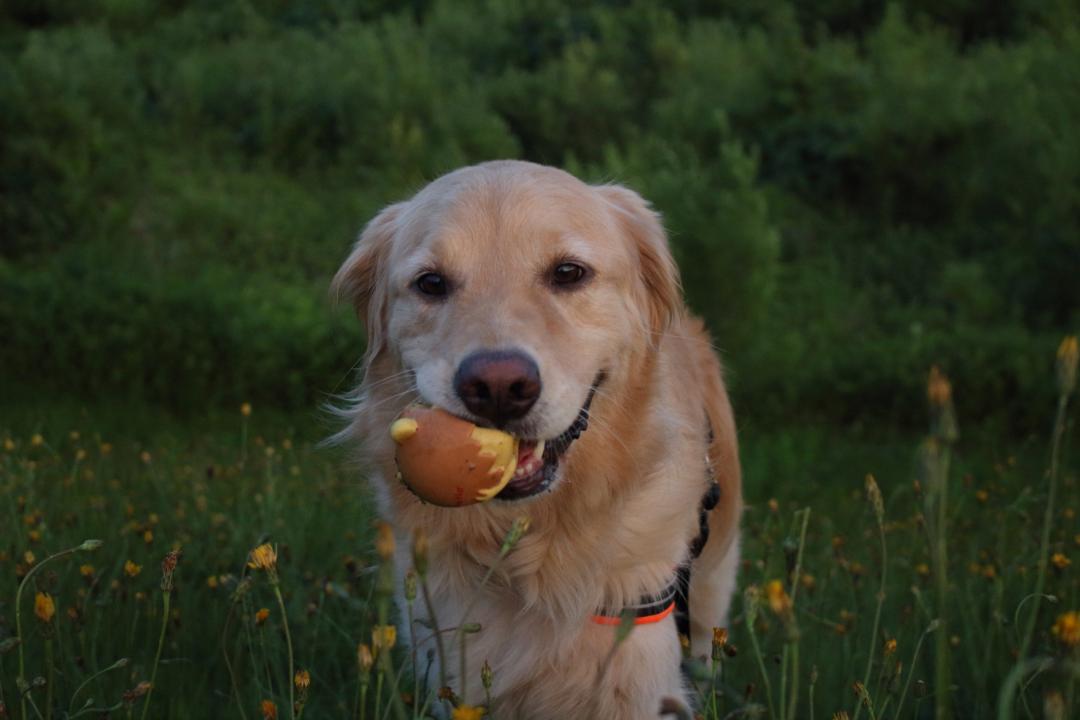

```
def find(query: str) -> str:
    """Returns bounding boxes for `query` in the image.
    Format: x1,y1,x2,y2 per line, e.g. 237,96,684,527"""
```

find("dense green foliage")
1,0,1077,429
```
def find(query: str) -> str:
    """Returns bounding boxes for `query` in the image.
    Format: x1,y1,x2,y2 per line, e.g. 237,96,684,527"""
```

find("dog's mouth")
495,380,599,502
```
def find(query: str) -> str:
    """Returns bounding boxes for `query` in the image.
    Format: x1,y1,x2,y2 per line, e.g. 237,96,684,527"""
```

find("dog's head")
334,161,680,501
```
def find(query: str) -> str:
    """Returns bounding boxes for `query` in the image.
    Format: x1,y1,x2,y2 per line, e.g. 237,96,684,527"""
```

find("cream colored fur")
333,161,743,719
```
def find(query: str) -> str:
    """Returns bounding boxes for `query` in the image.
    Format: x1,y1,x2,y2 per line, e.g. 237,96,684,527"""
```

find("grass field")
1,345,1077,719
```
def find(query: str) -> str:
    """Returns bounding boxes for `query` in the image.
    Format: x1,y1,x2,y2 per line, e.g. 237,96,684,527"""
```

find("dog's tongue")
514,440,544,479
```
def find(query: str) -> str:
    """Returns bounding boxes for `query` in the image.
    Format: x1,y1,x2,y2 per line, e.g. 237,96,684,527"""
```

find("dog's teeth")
534,440,545,457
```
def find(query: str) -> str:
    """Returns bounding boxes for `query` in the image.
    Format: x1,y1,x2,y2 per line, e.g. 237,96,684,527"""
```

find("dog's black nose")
454,350,541,427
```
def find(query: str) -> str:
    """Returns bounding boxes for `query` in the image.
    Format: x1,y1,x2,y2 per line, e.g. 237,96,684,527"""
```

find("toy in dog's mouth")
389,384,597,506
496,397,593,501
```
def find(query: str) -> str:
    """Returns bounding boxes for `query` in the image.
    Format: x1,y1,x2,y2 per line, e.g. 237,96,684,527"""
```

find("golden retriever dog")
333,160,742,719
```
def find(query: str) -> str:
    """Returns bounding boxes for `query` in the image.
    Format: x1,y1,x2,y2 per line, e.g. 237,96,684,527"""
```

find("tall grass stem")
139,591,170,720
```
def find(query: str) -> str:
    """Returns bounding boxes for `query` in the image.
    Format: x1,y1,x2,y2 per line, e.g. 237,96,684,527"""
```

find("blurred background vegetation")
1,0,1077,432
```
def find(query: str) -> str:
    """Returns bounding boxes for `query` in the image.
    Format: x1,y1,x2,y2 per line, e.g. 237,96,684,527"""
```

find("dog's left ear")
331,203,405,362
596,184,681,337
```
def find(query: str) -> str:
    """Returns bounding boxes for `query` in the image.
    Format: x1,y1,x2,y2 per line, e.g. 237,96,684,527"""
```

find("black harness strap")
674,419,720,641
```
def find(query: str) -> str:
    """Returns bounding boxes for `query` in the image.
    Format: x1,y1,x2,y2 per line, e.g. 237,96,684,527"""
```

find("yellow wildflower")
259,699,277,720
975,489,989,503
35,592,55,623
124,560,142,577
248,544,278,572
915,562,930,578
80,564,95,578
375,522,395,560
452,706,485,720
255,608,270,626
241,402,252,417
294,669,311,690
712,627,728,648
372,624,397,656
3,438,14,451
1052,611,1080,647
31,434,44,447
1052,553,1071,570
140,451,151,464
765,580,792,616
206,575,219,589
884,638,897,657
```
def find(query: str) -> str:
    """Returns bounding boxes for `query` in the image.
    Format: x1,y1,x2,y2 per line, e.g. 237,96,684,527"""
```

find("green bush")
0,257,363,411
0,0,1076,431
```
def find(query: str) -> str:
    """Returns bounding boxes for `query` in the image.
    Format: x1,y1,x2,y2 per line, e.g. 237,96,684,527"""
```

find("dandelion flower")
255,608,270,626
241,402,252,417
259,699,277,720
712,627,728,648
3,438,14,451
884,638,897,657
1052,611,1080,647
1052,553,1071,570
294,669,310,690
80,564,95,578
124,560,142,578
140,451,151,464
765,580,792,616
451,706,485,720
34,592,55,623
372,624,397,656
375,522,395,560
31,434,44,447
248,544,278,572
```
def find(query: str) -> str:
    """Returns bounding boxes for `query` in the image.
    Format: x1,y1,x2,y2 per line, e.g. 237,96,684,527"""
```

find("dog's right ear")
331,203,405,359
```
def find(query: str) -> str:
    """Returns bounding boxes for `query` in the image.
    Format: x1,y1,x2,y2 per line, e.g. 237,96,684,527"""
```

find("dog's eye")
414,272,449,298
551,262,588,287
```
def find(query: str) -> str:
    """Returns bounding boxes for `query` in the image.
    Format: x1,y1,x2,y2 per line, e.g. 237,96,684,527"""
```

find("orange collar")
591,600,675,626
590,578,679,626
